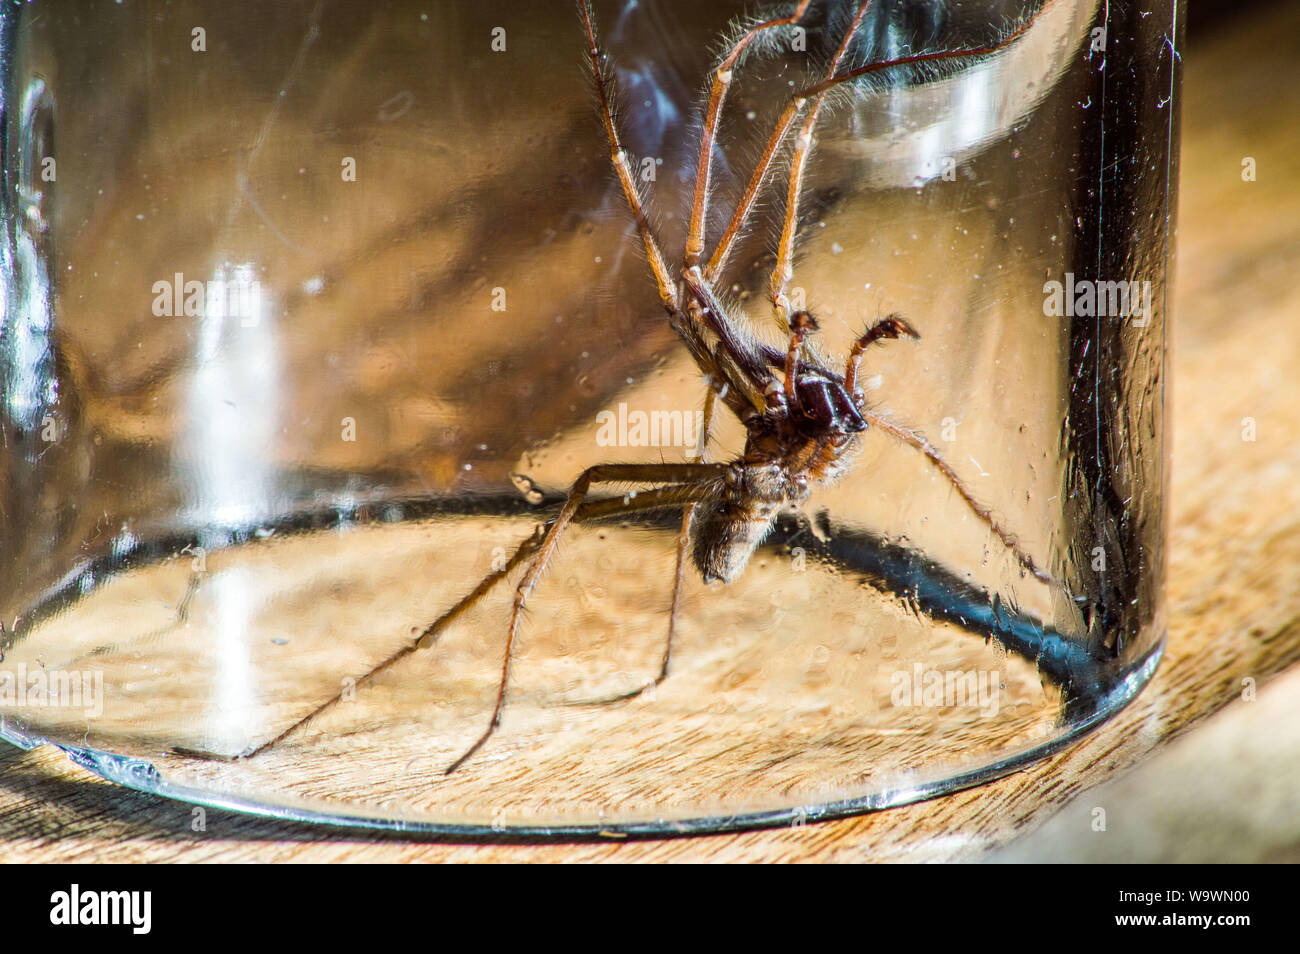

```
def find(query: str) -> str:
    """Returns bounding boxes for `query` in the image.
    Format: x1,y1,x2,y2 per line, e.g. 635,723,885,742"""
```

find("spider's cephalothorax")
692,311,917,584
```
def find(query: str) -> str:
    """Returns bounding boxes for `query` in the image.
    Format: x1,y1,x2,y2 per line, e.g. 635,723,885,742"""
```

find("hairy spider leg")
562,386,721,708
767,1,874,326
704,2,872,285
444,462,727,774
684,0,815,268
843,314,919,396
855,408,1062,590
579,1,679,317
660,389,718,686
225,467,726,767
799,2,1050,101
707,0,1055,287
235,526,545,761
581,0,765,417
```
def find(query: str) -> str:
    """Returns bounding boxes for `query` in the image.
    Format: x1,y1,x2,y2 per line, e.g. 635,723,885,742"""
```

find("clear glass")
0,0,1179,835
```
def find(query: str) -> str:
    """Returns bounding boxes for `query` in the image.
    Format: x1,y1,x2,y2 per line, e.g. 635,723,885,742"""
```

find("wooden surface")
3,3,1300,862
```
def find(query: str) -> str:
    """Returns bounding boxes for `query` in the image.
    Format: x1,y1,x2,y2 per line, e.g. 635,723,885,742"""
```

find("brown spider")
242,0,1061,775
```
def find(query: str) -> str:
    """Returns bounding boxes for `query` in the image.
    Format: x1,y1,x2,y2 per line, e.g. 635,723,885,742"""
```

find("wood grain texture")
2,3,1298,862
989,662,1300,863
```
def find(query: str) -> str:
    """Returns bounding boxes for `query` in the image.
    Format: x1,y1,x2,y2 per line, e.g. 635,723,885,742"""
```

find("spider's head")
792,372,868,440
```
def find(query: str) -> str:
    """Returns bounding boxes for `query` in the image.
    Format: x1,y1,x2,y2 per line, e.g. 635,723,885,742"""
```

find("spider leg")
225,468,723,766
708,0,1053,284
701,98,806,285
705,1,873,284
798,2,1050,101
583,1,759,414
857,407,1063,592
843,313,919,395
233,527,547,762
766,1,874,323
783,310,818,404
567,386,721,708
445,462,726,774
579,1,680,316
684,0,815,268
660,390,718,685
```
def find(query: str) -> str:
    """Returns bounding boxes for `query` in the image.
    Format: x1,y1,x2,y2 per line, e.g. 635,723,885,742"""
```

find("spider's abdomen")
691,464,799,584
692,499,779,585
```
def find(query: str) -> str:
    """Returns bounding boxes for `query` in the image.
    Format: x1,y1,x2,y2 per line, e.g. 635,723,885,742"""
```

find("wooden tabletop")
3,3,1299,863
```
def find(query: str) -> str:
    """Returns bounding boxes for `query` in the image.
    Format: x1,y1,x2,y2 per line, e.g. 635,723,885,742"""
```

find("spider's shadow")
584,500,1117,721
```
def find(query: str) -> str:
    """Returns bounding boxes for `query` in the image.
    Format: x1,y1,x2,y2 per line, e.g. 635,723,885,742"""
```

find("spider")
240,0,1063,775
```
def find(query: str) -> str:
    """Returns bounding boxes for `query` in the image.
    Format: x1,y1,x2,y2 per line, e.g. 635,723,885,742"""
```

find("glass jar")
0,0,1179,835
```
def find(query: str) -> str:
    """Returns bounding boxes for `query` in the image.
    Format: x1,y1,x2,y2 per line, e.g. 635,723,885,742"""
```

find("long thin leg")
799,2,1050,100
701,97,806,284
857,408,1060,590
579,1,680,315
232,528,547,761
707,0,1052,284
705,1,873,282
572,386,722,708
58,570,203,673
684,0,814,268
445,462,725,774
767,0,875,323
224,471,723,764
583,0,756,413
661,388,717,683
